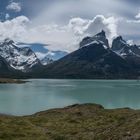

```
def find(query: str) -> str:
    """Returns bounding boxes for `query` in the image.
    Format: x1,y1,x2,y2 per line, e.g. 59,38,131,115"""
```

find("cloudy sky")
0,0,140,52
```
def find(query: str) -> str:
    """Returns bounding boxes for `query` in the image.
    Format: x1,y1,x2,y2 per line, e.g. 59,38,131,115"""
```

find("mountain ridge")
0,31,140,79
40,31,140,79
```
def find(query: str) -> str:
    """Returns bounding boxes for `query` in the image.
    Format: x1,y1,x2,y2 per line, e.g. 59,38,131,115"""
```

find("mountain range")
0,31,140,79
18,43,68,65
0,39,67,78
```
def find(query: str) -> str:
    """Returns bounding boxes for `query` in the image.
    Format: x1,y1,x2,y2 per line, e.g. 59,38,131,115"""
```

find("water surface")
0,79,140,116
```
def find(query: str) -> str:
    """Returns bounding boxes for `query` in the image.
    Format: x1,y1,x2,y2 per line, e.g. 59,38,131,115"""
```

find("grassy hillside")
0,104,140,139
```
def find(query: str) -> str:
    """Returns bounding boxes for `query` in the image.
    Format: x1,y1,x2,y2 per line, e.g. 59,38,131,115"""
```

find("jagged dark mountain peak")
3,38,14,44
41,31,140,79
81,36,91,42
95,30,106,37
114,36,123,41
112,36,140,57
80,30,109,49
112,36,128,53
112,36,127,44
43,35,134,79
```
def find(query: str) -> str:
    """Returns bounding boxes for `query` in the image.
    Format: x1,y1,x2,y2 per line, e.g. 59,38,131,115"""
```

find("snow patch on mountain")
0,39,40,72
112,36,140,57
18,43,68,65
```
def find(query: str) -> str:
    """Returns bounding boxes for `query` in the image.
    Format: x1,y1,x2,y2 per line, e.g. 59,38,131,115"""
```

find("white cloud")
6,2,21,12
68,18,89,36
66,15,118,47
0,16,29,41
127,10,140,23
35,52,46,59
0,15,118,52
2,0,140,51
135,11,140,19
85,15,118,44
3,14,140,51
35,51,55,60
127,19,140,23
27,15,118,51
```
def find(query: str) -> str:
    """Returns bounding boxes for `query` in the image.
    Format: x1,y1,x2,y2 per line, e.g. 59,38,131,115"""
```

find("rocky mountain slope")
0,55,16,74
0,39,69,78
112,36,140,57
0,39,41,72
40,51,68,65
18,43,68,65
41,31,137,79
112,36,140,70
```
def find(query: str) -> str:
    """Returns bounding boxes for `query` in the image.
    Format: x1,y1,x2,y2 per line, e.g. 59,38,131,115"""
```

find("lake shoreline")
0,103,137,117
0,103,140,139
0,78,27,84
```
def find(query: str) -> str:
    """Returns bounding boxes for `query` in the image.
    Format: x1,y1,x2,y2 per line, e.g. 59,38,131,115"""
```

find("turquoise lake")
0,79,140,116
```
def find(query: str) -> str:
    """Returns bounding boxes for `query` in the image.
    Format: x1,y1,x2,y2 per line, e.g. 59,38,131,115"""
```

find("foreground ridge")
0,103,140,139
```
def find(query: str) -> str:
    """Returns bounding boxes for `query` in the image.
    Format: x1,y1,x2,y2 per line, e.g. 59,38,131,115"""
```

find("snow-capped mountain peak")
0,39,41,72
41,57,53,65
